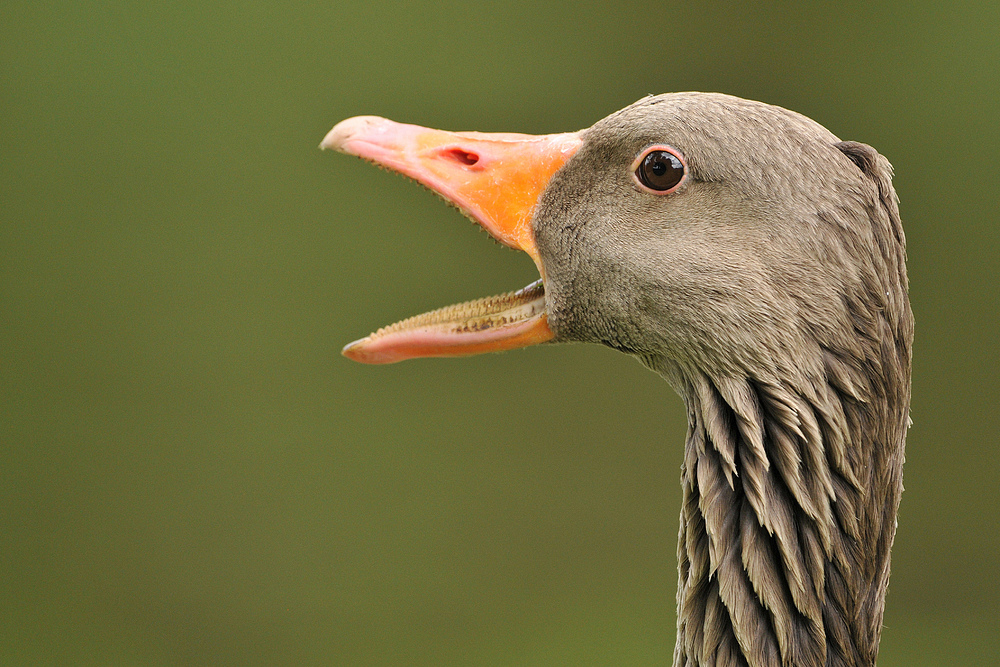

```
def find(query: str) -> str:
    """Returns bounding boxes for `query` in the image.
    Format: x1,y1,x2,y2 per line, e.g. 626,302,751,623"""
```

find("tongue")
341,280,550,364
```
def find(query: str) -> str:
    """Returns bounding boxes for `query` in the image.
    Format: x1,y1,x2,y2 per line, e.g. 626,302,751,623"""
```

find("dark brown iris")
636,149,685,192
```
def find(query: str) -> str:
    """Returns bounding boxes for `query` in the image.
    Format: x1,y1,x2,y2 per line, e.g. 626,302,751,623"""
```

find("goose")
322,92,912,667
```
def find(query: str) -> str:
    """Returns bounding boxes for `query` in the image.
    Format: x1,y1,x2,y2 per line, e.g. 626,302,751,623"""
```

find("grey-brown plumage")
329,91,912,667
533,94,912,667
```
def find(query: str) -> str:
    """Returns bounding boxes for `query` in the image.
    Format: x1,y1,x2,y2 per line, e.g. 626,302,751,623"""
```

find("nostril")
442,148,480,166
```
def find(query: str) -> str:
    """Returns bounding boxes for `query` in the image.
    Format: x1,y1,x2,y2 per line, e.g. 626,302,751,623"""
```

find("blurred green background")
3,2,998,665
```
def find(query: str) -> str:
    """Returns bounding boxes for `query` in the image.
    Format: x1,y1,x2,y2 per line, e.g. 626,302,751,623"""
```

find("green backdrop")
3,2,998,665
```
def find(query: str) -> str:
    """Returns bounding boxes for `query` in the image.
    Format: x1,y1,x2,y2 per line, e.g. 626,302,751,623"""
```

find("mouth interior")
360,278,546,343
345,152,549,352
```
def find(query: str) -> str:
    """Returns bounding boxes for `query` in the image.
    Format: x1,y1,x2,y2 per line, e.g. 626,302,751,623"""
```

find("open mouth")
321,116,582,364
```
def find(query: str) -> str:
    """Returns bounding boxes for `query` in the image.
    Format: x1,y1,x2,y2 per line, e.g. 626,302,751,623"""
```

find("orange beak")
322,116,582,364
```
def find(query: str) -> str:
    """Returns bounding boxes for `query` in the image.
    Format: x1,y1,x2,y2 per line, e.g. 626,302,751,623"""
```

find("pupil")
651,160,666,175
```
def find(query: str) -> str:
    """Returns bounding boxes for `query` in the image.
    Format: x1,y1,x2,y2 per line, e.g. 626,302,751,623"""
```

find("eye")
632,145,686,194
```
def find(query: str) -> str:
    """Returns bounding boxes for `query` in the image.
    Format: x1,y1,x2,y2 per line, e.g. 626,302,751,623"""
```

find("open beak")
322,116,582,364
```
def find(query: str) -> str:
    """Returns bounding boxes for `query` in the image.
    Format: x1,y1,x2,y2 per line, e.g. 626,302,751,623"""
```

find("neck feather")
665,337,909,667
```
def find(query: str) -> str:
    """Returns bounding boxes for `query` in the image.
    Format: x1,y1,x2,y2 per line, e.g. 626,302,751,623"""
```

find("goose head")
323,92,912,667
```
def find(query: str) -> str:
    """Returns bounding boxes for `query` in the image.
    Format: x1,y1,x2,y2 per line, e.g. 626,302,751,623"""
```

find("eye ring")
631,145,687,194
